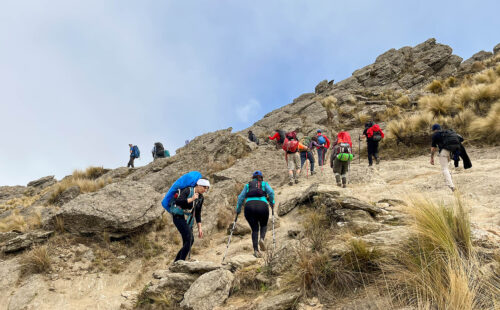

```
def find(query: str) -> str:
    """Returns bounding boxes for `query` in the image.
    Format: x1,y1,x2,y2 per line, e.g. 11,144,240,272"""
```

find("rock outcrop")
180,269,234,310
50,180,162,236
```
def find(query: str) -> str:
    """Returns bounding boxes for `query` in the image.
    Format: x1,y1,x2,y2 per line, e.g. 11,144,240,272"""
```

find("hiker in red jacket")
269,129,285,149
316,130,330,167
362,122,384,166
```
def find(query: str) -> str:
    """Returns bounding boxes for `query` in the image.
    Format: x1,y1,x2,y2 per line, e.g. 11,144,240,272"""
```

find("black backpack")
277,130,286,144
246,180,266,198
372,131,382,142
440,130,461,151
154,142,165,157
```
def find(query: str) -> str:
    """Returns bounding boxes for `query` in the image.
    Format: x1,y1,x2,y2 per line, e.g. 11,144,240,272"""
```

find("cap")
431,124,441,131
252,170,263,178
196,179,210,187
317,129,322,133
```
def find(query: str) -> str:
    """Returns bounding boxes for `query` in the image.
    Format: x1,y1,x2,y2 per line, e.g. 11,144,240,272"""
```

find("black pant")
367,142,379,165
173,215,194,261
127,156,135,168
244,200,269,251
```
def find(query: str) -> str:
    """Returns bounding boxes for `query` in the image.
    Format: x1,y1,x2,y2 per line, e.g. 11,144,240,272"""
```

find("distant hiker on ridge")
330,131,354,188
127,144,140,168
362,122,384,166
235,171,275,258
269,129,286,149
248,130,260,145
430,124,471,192
316,129,330,167
151,142,168,160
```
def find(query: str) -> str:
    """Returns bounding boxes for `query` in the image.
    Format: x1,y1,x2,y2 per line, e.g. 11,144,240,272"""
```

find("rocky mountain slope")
1,39,499,310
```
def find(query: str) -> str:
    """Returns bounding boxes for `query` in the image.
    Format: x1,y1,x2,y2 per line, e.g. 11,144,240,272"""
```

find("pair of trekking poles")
222,206,276,264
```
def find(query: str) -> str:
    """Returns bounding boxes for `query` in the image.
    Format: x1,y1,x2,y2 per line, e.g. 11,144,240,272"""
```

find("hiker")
300,135,317,175
430,124,471,192
151,142,166,160
362,122,384,166
330,131,354,188
170,178,210,261
283,131,307,185
269,129,286,149
248,130,259,145
235,171,275,258
127,144,140,168
316,130,330,167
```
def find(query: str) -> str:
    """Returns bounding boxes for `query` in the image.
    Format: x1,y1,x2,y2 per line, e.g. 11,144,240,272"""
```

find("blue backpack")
162,171,202,213
318,135,326,145
133,145,140,158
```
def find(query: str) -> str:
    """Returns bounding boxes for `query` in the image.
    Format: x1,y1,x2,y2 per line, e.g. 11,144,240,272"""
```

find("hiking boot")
342,184,347,188
288,181,294,186
337,182,342,187
376,158,380,165
254,250,262,258
450,186,456,192
368,163,373,167
259,239,266,251
294,179,299,184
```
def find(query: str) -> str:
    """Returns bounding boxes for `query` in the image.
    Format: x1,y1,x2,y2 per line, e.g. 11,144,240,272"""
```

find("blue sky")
0,0,499,186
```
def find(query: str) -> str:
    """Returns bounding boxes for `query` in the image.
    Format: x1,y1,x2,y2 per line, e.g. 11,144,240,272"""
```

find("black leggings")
244,200,269,251
173,215,194,262
367,141,379,165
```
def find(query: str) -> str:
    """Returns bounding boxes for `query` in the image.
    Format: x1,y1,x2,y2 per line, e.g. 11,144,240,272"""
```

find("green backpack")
336,143,353,162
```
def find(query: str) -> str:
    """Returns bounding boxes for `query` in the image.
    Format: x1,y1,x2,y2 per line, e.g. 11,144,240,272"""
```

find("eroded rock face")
169,260,220,274
0,230,53,253
50,180,162,236
180,269,234,310
27,175,56,190
255,292,301,310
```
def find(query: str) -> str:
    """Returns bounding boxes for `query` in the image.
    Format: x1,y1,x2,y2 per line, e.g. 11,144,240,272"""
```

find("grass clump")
426,79,444,94
303,208,330,251
384,197,498,309
0,211,41,232
48,173,111,205
20,245,51,276
469,100,500,143
72,166,107,180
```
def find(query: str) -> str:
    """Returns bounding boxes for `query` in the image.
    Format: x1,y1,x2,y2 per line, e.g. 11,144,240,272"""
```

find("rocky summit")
1,39,499,310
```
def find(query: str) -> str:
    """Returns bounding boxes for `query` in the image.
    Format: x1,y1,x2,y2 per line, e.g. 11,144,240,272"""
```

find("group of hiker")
267,123,384,187
154,121,469,262
126,142,170,168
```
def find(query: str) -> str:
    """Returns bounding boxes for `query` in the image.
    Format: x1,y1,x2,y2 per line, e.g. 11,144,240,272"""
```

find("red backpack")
282,138,299,153
285,131,297,140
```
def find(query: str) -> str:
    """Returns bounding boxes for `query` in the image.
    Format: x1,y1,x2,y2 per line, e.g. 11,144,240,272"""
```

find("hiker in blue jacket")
127,144,140,168
171,178,210,261
236,171,275,258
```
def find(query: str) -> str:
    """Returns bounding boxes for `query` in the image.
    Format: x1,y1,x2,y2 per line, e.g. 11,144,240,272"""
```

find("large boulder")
146,272,199,296
50,180,162,236
169,260,220,274
255,292,301,310
180,269,234,310
494,43,500,55
26,175,56,190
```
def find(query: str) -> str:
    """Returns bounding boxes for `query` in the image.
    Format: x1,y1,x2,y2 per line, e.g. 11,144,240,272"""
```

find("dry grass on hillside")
383,197,499,309
20,245,52,277
386,62,500,146
0,211,41,232
48,167,112,205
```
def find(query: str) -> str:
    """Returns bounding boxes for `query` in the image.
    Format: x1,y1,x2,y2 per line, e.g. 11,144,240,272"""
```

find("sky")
0,1,499,186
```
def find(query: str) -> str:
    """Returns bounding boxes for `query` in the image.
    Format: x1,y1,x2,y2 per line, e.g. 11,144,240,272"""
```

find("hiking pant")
367,141,379,165
300,151,315,172
244,200,269,251
317,148,327,166
127,156,135,168
439,149,455,189
287,152,300,182
172,215,194,262
333,158,349,185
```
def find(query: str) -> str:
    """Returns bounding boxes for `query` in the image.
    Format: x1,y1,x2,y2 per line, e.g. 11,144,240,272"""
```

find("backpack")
337,143,353,161
282,138,299,153
300,136,312,149
246,180,266,198
154,142,165,157
318,135,326,145
161,171,202,214
276,130,286,144
372,131,382,142
133,145,140,158
285,131,297,140
440,130,461,151
164,150,171,158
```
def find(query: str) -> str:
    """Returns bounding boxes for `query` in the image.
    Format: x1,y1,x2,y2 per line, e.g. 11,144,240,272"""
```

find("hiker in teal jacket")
236,171,275,258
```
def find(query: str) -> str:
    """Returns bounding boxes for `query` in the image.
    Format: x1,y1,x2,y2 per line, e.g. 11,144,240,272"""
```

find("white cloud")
236,99,261,123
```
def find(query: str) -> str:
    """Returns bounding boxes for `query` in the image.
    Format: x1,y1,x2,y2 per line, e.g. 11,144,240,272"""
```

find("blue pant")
317,148,327,166
173,215,194,261
300,151,315,172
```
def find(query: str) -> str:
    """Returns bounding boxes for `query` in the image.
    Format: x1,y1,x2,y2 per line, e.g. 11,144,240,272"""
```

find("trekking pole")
222,213,239,264
358,135,361,164
272,207,276,252
306,152,309,179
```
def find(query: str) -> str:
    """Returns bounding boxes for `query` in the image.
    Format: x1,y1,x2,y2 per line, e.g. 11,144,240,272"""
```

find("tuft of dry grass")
0,211,41,232
20,245,51,276
395,95,411,108
426,79,444,94
356,113,371,125
72,166,107,180
383,197,498,309
303,208,330,251
48,176,111,205
469,100,500,144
